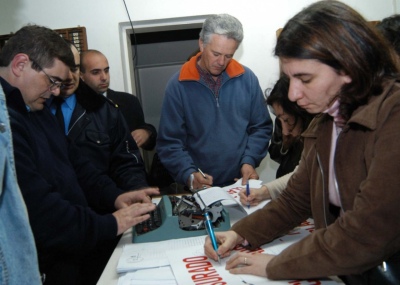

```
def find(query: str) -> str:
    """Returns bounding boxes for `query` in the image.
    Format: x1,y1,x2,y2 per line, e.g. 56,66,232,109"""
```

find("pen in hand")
246,181,250,209
198,168,207,179
204,211,221,264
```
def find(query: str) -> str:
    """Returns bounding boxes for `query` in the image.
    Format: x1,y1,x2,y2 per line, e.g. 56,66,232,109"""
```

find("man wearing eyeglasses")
0,25,159,285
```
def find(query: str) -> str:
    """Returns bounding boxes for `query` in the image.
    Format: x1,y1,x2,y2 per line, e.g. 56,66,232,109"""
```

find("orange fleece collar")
179,52,245,81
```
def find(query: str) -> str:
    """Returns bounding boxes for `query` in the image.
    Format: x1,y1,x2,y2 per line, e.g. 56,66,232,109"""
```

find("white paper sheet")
166,219,339,285
194,179,269,216
166,244,242,284
117,235,207,273
117,266,177,285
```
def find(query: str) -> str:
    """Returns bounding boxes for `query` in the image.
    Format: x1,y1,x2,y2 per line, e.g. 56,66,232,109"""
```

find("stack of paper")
116,236,207,284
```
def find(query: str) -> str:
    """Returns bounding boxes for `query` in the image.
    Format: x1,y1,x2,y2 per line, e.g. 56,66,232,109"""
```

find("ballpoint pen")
246,181,250,209
198,168,207,179
204,211,221,264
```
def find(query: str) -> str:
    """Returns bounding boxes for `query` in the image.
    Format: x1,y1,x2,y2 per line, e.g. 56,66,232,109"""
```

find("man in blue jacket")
49,42,148,192
157,14,272,189
0,25,158,285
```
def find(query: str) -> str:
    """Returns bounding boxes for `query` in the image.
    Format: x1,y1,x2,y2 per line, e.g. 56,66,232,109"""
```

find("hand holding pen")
204,211,221,264
204,229,245,263
239,185,271,207
246,181,250,209
188,168,213,191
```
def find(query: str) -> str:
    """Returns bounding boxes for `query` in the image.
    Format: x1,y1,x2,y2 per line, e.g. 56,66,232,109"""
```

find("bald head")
80,50,110,94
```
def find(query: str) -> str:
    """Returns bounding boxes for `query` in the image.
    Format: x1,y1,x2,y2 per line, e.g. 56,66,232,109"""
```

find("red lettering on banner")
195,278,226,285
225,187,243,199
227,186,242,192
186,261,213,269
192,271,218,279
233,244,265,254
287,230,301,235
192,271,219,280
300,220,314,227
183,255,227,285
188,266,215,273
184,256,208,262
305,227,315,233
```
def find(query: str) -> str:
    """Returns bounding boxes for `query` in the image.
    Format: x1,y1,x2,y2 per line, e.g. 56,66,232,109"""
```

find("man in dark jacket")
49,42,148,191
0,25,159,285
80,49,157,151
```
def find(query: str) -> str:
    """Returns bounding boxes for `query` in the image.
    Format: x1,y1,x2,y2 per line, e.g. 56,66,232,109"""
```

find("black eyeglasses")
31,60,65,91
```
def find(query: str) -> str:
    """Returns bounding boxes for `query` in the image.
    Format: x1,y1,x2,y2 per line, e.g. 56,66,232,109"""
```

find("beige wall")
0,0,398,181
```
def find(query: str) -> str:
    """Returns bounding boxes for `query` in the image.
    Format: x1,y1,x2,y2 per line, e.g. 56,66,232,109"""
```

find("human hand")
204,230,243,262
240,164,259,186
115,187,160,209
112,202,156,235
226,252,275,278
239,185,270,206
131,129,151,147
188,171,214,191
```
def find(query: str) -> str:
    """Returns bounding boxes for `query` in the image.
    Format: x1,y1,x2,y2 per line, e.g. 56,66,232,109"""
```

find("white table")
97,201,344,285
97,228,132,284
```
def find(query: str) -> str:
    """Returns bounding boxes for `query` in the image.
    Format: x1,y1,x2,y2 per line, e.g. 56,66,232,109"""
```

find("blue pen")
204,211,221,264
246,181,250,209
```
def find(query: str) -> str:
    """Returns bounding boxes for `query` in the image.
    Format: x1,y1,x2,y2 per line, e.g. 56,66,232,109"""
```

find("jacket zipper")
67,110,86,135
125,140,139,163
316,152,329,227
334,131,345,213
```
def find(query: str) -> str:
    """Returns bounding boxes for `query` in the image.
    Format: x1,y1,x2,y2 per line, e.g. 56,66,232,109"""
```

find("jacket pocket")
85,130,110,145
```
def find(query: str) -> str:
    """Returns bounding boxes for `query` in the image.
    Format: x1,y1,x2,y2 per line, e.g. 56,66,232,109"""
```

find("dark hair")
0,24,75,71
275,1,398,121
376,15,400,57
266,76,313,133
63,39,80,73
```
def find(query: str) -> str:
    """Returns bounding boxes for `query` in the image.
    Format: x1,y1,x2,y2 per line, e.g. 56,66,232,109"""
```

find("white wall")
1,0,399,182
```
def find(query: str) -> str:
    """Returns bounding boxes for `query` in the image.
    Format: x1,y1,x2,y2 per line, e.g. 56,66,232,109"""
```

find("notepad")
193,179,268,215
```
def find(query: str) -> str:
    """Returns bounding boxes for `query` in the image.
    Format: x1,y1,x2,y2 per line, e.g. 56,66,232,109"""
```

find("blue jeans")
0,85,41,284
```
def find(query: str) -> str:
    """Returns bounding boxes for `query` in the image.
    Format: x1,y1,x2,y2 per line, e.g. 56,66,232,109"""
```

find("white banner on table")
166,219,340,285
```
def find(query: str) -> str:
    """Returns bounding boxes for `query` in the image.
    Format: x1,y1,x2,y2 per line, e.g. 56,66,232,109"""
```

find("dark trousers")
42,236,121,285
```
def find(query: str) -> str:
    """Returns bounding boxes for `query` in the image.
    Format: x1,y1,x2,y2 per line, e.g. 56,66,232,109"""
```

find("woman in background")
240,76,313,204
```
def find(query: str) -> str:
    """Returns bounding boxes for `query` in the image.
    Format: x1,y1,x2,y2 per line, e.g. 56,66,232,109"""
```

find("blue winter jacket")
2,77,119,280
157,53,272,186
